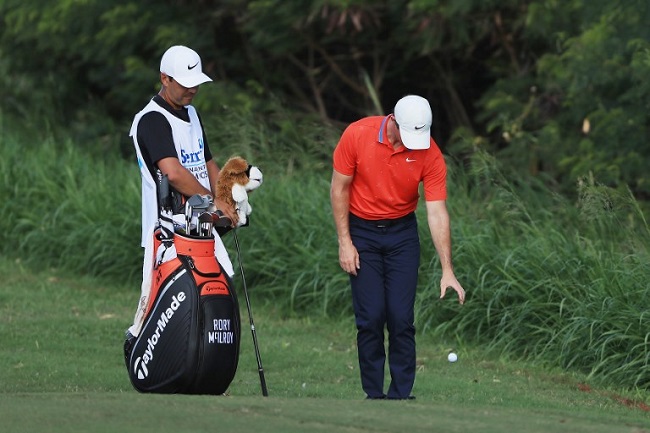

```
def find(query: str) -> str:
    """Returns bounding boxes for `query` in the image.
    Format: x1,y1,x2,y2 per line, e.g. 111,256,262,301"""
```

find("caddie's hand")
338,239,360,276
214,197,237,226
440,273,465,305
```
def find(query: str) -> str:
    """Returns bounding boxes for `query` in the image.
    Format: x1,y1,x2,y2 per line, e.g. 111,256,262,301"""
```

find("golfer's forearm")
432,231,454,273
332,205,351,242
330,192,351,242
426,201,455,273
331,170,355,243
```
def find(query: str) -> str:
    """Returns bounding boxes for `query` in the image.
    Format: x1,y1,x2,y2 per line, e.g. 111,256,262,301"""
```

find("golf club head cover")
215,156,262,229
126,233,241,395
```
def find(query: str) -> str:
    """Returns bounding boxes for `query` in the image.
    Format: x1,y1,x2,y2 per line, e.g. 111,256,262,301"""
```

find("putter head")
211,212,233,228
209,211,233,236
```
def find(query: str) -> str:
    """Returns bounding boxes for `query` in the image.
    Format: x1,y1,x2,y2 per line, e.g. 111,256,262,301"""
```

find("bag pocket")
188,291,241,395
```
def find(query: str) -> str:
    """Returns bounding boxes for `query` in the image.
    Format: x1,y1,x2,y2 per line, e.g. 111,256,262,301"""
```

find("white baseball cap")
394,95,432,150
160,45,212,88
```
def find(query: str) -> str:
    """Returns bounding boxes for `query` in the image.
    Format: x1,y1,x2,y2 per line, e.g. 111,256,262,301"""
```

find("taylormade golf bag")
126,177,241,395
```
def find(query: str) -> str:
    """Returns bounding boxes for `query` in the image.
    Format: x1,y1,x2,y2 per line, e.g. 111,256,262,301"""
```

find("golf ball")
448,352,458,363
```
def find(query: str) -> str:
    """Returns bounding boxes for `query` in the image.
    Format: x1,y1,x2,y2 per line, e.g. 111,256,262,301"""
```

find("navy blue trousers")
349,213,420,399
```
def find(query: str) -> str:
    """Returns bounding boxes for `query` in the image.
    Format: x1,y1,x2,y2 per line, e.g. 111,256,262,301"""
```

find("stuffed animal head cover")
215,156,263,227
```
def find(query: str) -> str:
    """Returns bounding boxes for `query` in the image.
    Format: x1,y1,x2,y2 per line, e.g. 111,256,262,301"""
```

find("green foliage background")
1,0,649,195
2,128,649,391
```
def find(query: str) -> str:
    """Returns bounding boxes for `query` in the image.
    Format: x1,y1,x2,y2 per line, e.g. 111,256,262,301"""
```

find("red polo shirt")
333,115,447,220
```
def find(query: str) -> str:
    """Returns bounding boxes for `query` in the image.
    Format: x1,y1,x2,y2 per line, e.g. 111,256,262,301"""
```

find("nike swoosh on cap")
188,61,199,70
414,125,426,130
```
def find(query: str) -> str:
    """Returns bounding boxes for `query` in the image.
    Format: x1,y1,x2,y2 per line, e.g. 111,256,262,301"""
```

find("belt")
349,212,415,228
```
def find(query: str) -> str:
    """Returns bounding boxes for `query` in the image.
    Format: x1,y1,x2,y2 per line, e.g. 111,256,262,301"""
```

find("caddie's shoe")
123,331,136,369
365,394,386,400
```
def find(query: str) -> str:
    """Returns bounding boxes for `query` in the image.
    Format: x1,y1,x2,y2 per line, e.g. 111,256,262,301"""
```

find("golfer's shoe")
386,395,416,400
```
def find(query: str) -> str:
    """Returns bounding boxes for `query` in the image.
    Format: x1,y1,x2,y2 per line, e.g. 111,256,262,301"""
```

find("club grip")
159,174,171,210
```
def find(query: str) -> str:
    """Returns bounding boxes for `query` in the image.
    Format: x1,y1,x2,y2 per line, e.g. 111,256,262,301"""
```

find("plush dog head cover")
215,156,263,226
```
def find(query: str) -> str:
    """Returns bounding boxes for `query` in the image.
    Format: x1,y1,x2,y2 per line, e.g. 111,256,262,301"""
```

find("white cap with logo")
394,95,432,150
160,45,212,88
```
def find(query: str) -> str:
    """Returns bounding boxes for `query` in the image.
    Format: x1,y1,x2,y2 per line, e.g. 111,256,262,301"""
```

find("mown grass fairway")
1,258,649,433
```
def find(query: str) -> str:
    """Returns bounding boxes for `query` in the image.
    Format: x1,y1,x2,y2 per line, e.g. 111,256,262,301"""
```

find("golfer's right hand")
338,240,360,276
440,273,466,305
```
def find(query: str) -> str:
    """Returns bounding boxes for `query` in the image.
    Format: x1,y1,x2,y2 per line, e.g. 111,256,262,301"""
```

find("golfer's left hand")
440,274,465,305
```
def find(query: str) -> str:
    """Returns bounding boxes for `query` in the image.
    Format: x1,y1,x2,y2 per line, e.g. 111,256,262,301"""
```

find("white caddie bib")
130,100,209,247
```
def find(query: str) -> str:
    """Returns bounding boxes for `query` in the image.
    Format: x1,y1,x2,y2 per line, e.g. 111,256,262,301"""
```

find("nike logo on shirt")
406,158,417,162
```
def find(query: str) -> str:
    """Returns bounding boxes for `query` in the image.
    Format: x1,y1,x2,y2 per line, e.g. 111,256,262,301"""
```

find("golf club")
233,229,268,397
184,200,193,233
157,175,175,241
197,212,213,237
185,194,210,235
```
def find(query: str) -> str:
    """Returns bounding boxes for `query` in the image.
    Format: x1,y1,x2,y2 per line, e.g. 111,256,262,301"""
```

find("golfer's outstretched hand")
440,273,465,305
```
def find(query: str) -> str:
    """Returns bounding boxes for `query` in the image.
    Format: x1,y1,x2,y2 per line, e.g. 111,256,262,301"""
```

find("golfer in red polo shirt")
331,95,465,400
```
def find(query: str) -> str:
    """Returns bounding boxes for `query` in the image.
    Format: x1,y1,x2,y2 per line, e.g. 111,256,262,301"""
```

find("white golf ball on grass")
447,352,458,363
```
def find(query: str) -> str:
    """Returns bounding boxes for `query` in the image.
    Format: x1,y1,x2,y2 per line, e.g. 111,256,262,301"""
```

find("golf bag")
126,177,241,395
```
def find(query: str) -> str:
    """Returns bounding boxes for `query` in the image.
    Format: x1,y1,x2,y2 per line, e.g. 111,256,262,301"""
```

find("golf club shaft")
233,229,268,397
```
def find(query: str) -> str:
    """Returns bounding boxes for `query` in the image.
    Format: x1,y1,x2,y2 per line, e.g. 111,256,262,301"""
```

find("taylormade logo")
133,292,187,380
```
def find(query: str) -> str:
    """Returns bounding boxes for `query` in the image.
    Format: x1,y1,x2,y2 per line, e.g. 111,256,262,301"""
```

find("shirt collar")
377,115,390,144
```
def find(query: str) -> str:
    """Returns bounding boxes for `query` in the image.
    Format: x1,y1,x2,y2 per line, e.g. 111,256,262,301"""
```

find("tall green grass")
422,151,650,388
227,175,349,315
2,124,649,390
0,133,142,280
